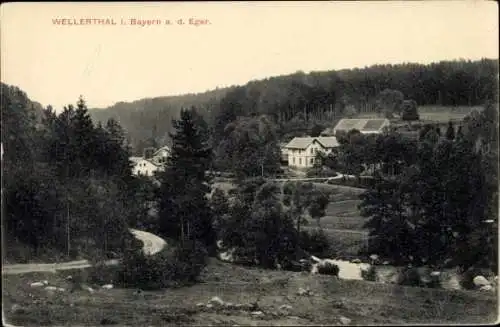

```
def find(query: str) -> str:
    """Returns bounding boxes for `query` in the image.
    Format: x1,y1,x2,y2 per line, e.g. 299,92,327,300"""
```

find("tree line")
2,83,149,261
88,58,498,155
314,102,498,272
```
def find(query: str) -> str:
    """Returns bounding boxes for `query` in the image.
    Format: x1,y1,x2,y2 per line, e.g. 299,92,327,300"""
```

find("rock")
11,304,24,314
369,254,379,262
196,302,205,307
209,296,225,307
473,276,490,287
480,285,493,291
224,302,235,308
251,311,264,316
206,304,213,309
101,284,114,290
339,316,352,325
279,304,293,311
84,286,95,293
57,287,66,292
382,261,390,265
430,271,441,277
297,287,310,296
30,282,45,288
351,259,362,264
45,286,58,291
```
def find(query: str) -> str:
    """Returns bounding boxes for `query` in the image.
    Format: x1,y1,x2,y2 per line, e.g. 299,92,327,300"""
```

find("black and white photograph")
1,1,499,325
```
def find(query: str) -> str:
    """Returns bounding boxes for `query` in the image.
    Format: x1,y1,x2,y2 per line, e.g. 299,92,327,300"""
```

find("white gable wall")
132,159,159,177
287,140,334,168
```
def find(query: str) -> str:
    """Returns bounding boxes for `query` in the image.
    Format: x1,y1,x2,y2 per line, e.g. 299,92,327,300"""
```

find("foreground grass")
3,259,497,326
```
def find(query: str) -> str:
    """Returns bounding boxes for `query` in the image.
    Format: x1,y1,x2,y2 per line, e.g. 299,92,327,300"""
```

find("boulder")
480,285,493,292
279,304,293,311
30,281,46,288
339,316,352,325
208,296,225,307
351,259,362,264
297,287,310,296
473,276,490,287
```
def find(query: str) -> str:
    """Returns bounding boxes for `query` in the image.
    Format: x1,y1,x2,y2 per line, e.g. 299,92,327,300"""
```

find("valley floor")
3,258,498,326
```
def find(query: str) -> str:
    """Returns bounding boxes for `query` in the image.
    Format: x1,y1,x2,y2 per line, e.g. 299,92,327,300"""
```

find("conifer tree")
157,107,214,251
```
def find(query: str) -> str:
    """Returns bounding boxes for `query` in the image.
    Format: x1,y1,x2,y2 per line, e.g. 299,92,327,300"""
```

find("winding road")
1,229,167,275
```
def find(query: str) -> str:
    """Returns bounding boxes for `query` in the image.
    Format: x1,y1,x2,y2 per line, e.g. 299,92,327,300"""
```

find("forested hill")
89,87,234,154
89,58,498,154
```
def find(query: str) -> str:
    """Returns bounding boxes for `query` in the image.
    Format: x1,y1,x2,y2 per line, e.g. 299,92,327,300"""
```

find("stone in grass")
339,316,352,325
279,304,293,311
208,296,225,307
251,311,264,316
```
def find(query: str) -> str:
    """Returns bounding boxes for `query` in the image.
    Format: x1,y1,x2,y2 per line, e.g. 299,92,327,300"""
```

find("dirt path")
129,228,167,255
2,229,166,275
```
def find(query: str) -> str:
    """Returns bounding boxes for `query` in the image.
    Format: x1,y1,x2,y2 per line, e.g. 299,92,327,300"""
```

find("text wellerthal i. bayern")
52,18,209,26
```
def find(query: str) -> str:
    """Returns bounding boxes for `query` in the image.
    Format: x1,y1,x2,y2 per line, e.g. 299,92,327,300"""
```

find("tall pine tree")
157,107,214,252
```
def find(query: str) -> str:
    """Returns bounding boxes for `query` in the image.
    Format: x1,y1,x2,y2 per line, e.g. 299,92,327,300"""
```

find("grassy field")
2,258,497,326
357,105,482,122
212,181,369,258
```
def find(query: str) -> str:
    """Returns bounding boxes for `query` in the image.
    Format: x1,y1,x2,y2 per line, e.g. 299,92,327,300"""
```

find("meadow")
3,258,497,326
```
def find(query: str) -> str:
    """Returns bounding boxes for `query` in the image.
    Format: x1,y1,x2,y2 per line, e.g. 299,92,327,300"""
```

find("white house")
285,136,339,168
132,158,161,177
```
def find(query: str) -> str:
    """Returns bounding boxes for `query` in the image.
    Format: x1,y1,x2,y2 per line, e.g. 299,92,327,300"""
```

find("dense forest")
89,58,498,154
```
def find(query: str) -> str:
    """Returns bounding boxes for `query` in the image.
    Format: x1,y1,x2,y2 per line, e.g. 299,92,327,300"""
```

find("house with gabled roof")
130,145,171,177
322,118,390,136
284,136,339,168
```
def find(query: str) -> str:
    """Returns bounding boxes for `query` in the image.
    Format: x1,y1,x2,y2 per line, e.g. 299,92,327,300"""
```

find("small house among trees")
285,136,339,168
130,145,171,177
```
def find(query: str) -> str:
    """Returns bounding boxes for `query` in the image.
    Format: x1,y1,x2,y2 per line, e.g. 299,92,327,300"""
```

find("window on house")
299,158,302,165
310,148,313,154
293,157,295,164
310,158,314,164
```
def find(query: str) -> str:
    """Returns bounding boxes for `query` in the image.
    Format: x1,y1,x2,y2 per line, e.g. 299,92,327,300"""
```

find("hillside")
89,88,234,155
88,58,498,154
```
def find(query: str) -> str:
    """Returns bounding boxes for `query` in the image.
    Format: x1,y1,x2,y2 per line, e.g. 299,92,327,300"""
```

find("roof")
285,136,339,149
130,156,143,163
153,146,171,156
333,118,389,133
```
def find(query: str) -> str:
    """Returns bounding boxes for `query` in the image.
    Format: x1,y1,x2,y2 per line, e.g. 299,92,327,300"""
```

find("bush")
397,267,422,287
300,230,331,257
317,262,340,276
116,241,208,290
396,266,441,288
361,265,377,282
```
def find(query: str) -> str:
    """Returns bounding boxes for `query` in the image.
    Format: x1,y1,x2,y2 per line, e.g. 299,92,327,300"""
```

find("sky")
1,1,498,112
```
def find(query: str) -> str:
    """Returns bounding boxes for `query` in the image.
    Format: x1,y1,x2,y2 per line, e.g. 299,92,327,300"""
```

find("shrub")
397,266,441,288
116,241,208,290
397,266,422,287
361,265,377,282
317,262,340,276
300,230,331,257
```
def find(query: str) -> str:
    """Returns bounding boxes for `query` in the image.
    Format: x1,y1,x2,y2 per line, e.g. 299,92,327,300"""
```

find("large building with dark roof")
322,118,391,136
